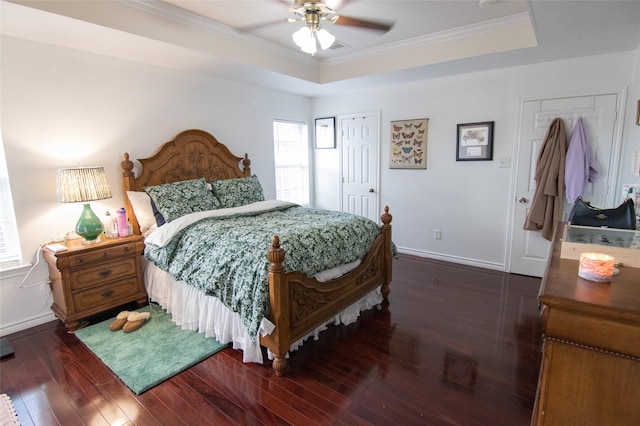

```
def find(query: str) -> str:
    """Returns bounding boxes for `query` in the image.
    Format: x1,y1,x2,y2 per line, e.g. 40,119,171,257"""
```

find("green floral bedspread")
144,204,383,339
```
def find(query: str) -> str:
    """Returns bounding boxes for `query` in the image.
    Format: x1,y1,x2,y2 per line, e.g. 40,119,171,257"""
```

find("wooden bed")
121,129,393,376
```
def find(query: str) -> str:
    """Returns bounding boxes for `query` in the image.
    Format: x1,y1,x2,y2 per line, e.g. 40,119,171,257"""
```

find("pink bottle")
116,207,129,237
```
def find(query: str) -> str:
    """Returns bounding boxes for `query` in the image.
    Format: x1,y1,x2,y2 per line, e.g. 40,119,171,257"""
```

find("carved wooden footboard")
262,206,392,376
121,129,393,376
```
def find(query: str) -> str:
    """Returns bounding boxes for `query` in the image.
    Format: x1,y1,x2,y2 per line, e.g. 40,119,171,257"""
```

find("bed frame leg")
272,356,287,377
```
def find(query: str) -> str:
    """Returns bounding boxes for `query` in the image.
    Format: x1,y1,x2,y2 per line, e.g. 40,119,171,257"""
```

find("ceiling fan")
250,0,394,55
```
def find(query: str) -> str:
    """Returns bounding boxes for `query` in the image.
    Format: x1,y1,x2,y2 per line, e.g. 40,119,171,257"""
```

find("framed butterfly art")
389,118,428,169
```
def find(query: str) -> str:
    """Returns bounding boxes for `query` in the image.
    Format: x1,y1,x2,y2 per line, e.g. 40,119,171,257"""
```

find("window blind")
0,133,22,267
273,120,309,206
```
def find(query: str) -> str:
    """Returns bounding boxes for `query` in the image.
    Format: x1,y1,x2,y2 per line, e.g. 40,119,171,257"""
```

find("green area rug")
75,304,226,395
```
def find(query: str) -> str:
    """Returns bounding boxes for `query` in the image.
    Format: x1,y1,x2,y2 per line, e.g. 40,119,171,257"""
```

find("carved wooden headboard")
121,129,251,234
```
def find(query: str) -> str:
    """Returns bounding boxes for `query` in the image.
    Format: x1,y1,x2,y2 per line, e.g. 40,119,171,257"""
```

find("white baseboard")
397,247,506,272
1,312,57,336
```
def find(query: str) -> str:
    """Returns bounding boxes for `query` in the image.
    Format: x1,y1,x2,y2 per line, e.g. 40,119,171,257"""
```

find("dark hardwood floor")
1,255,543,425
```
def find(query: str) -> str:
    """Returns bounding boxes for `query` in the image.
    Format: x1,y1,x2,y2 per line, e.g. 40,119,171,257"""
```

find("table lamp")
56,166,112,244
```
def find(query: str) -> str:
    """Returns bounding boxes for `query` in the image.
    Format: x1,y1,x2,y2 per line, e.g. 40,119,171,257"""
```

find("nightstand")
44,235,147,331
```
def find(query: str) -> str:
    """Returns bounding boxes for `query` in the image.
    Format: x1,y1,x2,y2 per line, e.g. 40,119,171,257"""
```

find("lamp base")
76,203,105,243
80,236,102,245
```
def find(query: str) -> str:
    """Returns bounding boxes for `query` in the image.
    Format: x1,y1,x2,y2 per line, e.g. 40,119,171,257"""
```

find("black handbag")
568,197,637,230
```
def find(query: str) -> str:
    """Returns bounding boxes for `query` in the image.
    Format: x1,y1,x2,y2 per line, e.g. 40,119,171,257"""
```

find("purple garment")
565,117,599,202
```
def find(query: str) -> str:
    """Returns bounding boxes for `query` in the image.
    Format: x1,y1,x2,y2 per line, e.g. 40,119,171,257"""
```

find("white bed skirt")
142,259,383,364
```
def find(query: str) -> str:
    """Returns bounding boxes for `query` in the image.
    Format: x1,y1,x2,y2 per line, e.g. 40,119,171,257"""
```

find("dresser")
44,235,147,331
532,225,640,425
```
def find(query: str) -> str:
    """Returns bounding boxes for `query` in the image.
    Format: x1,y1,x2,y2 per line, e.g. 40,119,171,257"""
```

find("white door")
509,93,620,277
340,113,380,222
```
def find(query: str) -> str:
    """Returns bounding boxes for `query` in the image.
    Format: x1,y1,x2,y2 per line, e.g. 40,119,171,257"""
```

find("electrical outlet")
434,229,442,239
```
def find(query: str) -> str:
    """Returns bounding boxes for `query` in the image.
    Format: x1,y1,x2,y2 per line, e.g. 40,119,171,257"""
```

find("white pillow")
126,191,156,233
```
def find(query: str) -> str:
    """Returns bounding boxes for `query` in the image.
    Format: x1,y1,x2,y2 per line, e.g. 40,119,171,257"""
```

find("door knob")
369,188,375,193
518,197,529,203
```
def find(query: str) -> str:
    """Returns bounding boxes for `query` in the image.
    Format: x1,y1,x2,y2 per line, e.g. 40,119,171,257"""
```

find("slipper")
122,311,151,333
109,311,130,331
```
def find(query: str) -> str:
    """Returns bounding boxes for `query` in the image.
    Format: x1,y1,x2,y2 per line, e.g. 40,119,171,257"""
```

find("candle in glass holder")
578,253,615,282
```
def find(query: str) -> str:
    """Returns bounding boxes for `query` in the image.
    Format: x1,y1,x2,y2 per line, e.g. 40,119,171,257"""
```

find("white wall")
0,36,312,335
312,50,640,270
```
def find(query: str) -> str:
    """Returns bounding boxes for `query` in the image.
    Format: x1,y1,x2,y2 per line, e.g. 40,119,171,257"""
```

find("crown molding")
321,13,534,66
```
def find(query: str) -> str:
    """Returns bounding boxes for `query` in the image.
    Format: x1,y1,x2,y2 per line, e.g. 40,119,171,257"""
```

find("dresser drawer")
545,307,640,357
70,257,138,291
68,242,138,267
72,278,142,313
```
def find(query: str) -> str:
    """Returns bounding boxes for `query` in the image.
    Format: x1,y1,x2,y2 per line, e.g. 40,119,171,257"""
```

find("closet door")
340,113,380,222
509,93,621,277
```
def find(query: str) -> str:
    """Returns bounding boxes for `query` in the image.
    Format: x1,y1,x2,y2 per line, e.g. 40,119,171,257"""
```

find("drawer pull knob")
103,252,108,258
123,246,130,253
101,289,115,298
77,258,84,264
99,269,113,278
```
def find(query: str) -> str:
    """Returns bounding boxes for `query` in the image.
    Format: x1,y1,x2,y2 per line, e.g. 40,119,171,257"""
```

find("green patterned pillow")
144,178,220,222
211,175,265,209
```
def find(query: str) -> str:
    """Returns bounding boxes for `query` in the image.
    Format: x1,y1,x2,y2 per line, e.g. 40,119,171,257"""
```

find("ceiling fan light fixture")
316,28,335,50
292,26,335,54
292,26,317,54
302,40,317,54
285,1,392,55
292,26,310,45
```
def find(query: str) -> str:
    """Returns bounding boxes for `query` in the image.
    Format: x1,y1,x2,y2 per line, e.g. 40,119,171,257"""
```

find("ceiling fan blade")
333,15,393,33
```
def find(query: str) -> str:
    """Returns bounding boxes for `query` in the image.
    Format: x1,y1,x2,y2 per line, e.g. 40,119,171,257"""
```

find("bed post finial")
381,205,392,226
243,153,251,177
267,235,285,271
121,153,134,178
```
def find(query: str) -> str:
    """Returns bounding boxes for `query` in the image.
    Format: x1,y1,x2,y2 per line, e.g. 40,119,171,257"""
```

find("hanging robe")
565,117,599,202
523,118,568,241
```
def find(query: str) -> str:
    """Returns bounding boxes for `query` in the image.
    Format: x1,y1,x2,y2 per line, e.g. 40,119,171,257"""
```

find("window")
0,133,22,268
273,120,309,206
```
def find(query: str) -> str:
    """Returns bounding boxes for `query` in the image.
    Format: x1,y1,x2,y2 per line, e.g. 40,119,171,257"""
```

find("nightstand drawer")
68,242,138,267
72,278,142,312
70,258,138,291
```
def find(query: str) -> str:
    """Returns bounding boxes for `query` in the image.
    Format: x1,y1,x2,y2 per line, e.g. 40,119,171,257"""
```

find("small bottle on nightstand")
103,211,112,238
116,208,129,237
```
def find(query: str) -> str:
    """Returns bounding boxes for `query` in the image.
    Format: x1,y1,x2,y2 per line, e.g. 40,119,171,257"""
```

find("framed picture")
389,118,428,169
315,117,336,149
456,121,494,161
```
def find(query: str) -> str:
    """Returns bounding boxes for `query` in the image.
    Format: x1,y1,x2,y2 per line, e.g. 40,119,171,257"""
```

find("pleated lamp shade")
56,167,112,243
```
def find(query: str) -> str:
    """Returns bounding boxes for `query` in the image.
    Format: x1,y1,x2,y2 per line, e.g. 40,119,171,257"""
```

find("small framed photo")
315,117,336,149
456,121,494,161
